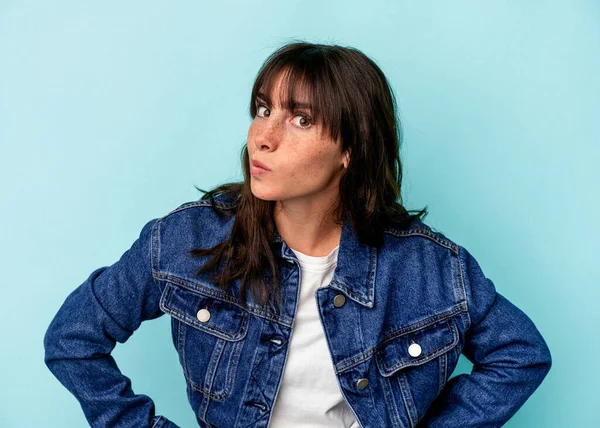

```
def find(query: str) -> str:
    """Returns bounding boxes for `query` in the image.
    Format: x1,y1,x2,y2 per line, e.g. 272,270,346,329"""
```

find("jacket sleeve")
417,246,552,427
43,218,180,428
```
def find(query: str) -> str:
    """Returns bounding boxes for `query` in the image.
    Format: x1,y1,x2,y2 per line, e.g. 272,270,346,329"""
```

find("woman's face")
247,72,350,206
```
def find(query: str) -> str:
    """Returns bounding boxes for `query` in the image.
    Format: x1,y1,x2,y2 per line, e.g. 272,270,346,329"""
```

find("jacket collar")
273,211,377,308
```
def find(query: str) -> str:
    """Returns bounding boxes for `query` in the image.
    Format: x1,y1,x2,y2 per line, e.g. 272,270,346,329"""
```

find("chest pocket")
160,281,249,401
375,316,461,427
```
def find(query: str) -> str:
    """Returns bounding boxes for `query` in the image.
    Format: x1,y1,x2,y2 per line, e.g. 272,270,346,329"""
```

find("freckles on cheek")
290,161,318,181
289,165,301,178
288,164,303,179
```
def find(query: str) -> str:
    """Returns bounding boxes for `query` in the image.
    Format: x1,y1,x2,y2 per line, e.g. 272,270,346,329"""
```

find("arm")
417,246,552,427
43,218,180,428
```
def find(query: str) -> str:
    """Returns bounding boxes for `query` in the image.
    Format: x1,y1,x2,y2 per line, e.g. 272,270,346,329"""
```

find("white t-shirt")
269,245,359,427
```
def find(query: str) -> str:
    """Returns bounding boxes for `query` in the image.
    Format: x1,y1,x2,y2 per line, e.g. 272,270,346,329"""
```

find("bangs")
249,50,343,141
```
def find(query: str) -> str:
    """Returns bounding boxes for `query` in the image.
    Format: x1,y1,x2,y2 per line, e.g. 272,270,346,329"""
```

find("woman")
44,41,552,427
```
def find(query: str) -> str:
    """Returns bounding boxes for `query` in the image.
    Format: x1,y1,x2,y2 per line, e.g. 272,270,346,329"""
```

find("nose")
253,117,283,151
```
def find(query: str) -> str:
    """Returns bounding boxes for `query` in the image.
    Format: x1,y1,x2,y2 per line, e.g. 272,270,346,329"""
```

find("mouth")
251,159,271,171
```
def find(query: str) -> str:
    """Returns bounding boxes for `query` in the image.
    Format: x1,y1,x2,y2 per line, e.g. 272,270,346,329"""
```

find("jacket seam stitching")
381,375,403,427
162,293,249,341
334,305,465,374
150,416,162,428
151,219,163,294
159,200,237,220
398,372,417,427
457,246,473,330
384,228,459,254
155,273,294,327
378,319,458,374
382,306,463,340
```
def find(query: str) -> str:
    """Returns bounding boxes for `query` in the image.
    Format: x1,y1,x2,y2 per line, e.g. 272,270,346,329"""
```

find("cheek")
246,125,258,157
247,123,256,144
287,148,333,179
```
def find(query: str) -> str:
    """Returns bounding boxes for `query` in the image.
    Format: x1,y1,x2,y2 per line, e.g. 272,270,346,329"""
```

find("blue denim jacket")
44,195,552,427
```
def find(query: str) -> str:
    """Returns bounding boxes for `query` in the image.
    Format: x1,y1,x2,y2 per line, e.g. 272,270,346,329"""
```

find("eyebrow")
256,92,312,111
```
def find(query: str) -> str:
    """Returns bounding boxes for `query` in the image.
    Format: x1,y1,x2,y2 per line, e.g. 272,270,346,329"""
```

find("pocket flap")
160,282,249,341
376,317,459,377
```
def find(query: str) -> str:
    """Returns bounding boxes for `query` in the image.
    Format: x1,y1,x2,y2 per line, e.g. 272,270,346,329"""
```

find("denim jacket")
44,194,552,427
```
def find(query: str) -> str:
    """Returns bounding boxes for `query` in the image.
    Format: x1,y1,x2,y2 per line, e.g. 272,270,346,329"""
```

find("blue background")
1,1,598,427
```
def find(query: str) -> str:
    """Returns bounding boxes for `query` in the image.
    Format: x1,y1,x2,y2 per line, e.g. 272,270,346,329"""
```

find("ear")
342,148,351,169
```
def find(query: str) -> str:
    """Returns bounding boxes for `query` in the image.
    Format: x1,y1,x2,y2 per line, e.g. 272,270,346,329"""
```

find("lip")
251,159,271,171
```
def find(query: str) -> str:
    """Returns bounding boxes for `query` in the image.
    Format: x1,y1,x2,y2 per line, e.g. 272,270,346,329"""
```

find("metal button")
196,308,211,322
408,342,422,357
333,294,346,307
356,378,369,390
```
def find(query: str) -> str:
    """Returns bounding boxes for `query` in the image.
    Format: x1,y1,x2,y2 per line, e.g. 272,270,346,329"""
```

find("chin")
249,182,280,202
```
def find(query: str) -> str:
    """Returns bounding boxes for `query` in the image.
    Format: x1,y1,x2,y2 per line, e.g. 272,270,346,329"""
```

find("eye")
256,104,270,118
292,114,312,129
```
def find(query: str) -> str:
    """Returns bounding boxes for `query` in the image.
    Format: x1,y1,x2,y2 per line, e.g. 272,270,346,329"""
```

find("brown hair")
190,40,427,310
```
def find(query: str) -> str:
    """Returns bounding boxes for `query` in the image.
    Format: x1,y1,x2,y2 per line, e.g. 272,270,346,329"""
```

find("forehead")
257,70,312,107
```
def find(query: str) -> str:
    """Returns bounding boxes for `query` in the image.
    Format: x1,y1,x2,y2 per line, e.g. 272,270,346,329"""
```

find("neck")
273,200,342,257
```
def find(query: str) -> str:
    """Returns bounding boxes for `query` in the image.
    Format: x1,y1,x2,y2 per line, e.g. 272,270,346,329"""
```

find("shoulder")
157,192,239,224
383,217,460,256
160,192,239,219
153,193,238,246
382,218,496,329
